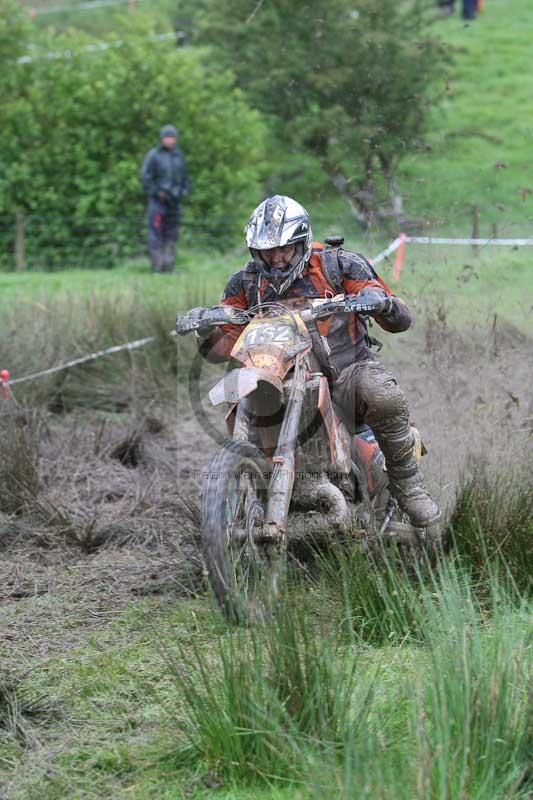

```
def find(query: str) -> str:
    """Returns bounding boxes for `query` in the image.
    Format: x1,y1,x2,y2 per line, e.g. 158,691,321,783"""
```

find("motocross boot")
358,366,441,537
379,427,441,538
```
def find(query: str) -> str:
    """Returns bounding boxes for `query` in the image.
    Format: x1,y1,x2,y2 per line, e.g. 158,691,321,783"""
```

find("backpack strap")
242,260,259,308
322,236,384,352
320,236,345,294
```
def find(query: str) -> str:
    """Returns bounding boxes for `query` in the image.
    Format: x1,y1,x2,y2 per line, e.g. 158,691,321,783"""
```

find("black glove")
176,307,215,340
350,288,393,316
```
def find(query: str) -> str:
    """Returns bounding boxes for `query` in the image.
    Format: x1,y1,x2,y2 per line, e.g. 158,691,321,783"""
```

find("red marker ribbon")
0,370,10,400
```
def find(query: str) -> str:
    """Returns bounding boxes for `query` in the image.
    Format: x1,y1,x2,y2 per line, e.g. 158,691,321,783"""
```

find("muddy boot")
334,359,441,540
388,470,441,531
365,387,440,534
379,429,441,535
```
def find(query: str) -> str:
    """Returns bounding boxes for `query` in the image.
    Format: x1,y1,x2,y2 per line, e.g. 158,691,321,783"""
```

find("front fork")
263,356,306,539
232,397,253,441
229,357,305,541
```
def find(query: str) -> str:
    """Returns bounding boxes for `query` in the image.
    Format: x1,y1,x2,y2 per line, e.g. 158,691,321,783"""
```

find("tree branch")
246,0,264,24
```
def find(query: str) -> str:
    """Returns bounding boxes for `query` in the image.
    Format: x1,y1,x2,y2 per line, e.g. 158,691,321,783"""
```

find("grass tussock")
448,463,533,595
0,409,40,515
315,544,426,646
169,604,372,784
412,576,530,800
167,556,531,799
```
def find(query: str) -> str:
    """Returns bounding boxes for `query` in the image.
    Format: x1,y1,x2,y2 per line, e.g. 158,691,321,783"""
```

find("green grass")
1,551,530,799
397,0,533,232
1,238,530,332
2,469,531,799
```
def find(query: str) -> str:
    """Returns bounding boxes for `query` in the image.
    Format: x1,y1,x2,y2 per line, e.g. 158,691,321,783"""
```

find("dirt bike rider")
185,195,441,538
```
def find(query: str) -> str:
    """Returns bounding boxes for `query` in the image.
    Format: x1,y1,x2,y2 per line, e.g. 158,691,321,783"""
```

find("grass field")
1,532,530,799
0,237,530,335
397,0,533,232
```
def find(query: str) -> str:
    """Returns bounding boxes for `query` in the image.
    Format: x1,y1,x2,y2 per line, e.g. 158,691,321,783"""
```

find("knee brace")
362,369,409,425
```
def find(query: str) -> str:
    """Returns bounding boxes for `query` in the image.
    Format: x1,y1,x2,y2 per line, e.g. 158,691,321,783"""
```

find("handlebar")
175,295,384,336
175,306,249,335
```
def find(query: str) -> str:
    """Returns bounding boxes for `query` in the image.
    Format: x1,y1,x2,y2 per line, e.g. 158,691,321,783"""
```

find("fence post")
15,214,25,272
471,205,479,256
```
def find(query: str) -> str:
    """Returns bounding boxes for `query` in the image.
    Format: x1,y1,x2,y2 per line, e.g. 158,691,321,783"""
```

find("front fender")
209,367,284,407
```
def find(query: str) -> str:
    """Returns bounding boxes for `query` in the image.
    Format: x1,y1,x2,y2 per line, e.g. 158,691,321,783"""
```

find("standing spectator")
140,125,190,273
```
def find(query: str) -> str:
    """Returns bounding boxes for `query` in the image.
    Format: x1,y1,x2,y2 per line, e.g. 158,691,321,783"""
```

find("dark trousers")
147,197,181,273
333,359,417,482
438,0,476,18
462,0,476,18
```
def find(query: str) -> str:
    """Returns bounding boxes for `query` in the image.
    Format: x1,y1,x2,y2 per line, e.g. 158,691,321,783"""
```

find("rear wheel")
201,439,285,624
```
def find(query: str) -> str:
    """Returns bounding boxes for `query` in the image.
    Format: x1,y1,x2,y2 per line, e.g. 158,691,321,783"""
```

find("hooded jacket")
140,144,189,202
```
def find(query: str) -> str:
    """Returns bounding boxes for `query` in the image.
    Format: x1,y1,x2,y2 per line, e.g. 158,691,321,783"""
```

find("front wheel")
201,439,285,624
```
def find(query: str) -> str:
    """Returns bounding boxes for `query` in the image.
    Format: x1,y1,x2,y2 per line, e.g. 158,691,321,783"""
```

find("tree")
187,0,447,226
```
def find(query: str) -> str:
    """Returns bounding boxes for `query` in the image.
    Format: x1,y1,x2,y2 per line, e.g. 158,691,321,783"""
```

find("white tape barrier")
2,233,531,390
30,0,142,15
372,236,533,263
17,31,177,64
405,237,533,246
7,335,157,387
370,237,403,265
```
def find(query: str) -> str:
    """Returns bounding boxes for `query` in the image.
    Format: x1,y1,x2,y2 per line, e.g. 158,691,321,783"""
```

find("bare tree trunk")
379,154,404,221
327,170,368,227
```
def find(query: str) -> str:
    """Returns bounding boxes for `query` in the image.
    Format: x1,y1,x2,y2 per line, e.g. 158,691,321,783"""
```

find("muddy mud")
1,315,531,668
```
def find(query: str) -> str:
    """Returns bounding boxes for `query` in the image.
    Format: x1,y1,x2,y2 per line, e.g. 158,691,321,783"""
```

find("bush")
0,7,267,268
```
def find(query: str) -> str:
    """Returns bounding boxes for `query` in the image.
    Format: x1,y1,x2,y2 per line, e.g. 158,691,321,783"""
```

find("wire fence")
0,211,230,271
19,0,141,17
2,208,532,272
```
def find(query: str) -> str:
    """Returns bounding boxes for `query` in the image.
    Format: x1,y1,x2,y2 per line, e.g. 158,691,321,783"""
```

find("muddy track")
0,316,531,668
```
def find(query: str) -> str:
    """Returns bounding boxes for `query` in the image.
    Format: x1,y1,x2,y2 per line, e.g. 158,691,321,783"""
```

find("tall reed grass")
0,289,201,410
167,507,531,798
448,464,532,596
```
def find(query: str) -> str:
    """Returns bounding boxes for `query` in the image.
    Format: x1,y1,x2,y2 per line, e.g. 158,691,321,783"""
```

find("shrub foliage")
0,4,266,267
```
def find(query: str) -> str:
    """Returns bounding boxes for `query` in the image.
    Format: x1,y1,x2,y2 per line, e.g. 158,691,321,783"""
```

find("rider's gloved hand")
180,307,216,341
351,288,393,316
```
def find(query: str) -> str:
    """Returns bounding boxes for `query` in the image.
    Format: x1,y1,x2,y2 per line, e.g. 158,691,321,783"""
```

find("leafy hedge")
0,4,267,268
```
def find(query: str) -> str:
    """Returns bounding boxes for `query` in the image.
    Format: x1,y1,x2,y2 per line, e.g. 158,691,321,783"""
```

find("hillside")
397,0,533,234
16,0,533,238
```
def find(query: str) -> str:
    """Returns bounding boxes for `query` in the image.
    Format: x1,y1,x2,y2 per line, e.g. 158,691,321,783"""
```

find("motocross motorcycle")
176,295,425,623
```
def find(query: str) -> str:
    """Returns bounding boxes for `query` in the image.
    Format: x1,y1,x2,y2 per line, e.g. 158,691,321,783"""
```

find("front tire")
201,439,285,624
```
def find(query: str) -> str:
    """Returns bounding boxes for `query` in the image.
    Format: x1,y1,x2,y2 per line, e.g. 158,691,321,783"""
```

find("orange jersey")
200,243,411,377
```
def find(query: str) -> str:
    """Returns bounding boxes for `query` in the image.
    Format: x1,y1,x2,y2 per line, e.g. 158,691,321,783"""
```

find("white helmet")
245,195,313,295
